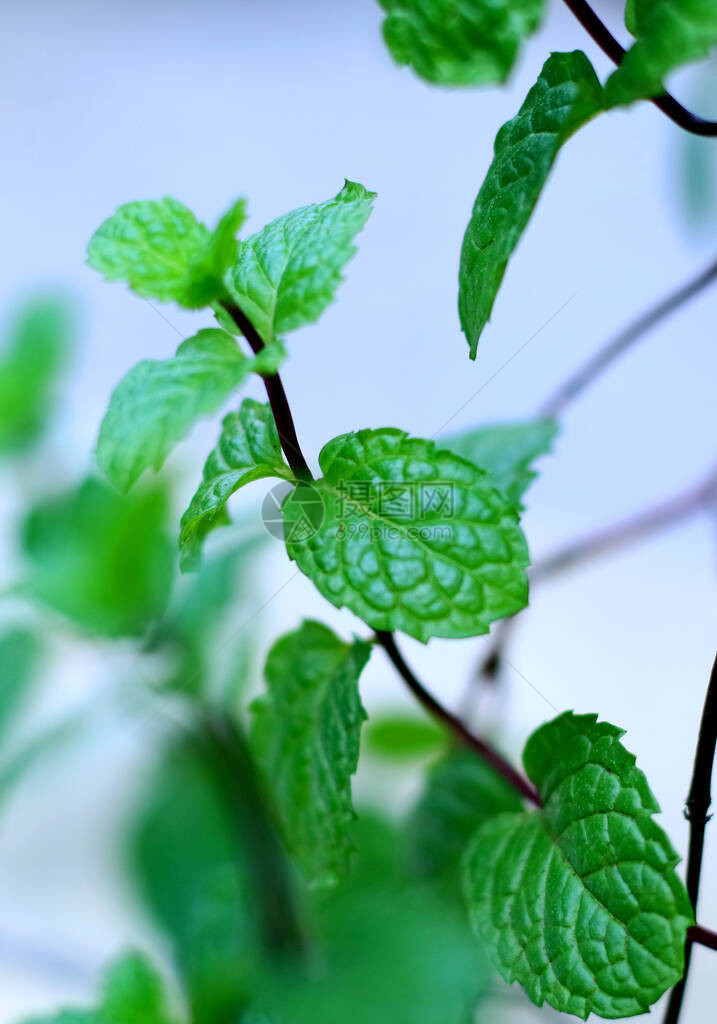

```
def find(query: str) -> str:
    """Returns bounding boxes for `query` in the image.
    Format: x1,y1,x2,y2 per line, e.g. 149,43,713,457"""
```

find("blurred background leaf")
0,296,73,457
20,476,174,637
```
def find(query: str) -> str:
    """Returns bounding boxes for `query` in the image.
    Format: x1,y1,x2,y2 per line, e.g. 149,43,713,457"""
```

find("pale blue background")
1,1,716,1020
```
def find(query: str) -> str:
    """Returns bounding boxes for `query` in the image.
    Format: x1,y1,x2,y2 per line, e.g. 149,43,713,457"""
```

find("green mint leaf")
22,477,173,637
0,628,42,743
283,428,529,642
251,620,371,885
363,712,446,760
96,329,284,493
23,953,177,1024
101,954,177,1024
379,0,544,87
183,198,248,308
0,296,73,455
607,1,717,106
229,180,375,343
441,418,558,508
408,748,523,882
179,399,291,571
132,736,262,1024
459,52,603,358
88,197,211,305
87,196,248,309
463,712,693,1019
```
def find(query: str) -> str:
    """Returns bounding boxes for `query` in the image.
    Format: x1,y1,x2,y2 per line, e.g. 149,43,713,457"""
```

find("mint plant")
13,3,717,1023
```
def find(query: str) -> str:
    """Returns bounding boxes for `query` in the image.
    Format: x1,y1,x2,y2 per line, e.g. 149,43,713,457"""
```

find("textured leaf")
0,628,42,743
251,620,371,885
607,1,717,106
408,748,522,881
283,428,529,642
96,329,284,493
441,418,558,508
459,52,603,358
131,736,262,1024
179,400,291,570
463,712,693,1019
23,952,177,1024
229,181,375,342
363,712,445,760
379,0,544,87
0,296,73,455
87,196,246,308
22,477,173,637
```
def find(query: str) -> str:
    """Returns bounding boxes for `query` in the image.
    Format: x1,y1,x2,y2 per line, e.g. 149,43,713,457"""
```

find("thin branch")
539,257,717,420
689,923,717,952
374,630,541,806
221,300,314,481
663,653,717,1024
218,298,538,805
561,0,717,137
531,465,717,583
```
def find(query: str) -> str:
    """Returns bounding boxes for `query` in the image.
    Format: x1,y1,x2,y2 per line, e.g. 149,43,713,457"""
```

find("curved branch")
562,0,717,137
663,652,717,1024
539,256,717,420
531,465,717,582
375,630,541,806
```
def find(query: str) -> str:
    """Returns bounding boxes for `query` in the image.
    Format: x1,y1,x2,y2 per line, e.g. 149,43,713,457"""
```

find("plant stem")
561,0,717,137
197,712,306,956
219,297,534,803
689,924,717,952
374,630,541,806
539,257,717,420
663,653,717,1024
531,465,717,582
221,300,314,481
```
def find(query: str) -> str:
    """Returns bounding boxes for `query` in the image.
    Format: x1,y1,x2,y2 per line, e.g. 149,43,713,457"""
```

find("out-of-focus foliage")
0,296,73,455
606,0,717,107
0,627,42,742
407,748,523,884
378,0,544,87
442,418,558,510
675,62,717,235
131,734,264,1024
21,951,179,1024
363,710,446,760
244,814,490,1024
20,476,174,637
147,525,267,703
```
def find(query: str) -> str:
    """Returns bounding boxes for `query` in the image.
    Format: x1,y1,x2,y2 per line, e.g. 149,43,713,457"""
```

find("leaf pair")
89,182,375,494
183,408,557,642
87,196,246,309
